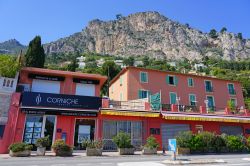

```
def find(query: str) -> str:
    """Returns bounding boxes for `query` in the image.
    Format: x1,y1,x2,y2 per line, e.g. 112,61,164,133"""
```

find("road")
0,154,249,166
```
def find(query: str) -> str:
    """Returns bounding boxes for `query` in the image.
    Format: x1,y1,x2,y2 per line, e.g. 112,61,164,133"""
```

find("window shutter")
138,90,142,99
166,76,170,84
174,76,178,85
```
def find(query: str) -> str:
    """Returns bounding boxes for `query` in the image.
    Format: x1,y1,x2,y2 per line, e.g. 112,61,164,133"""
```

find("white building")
77,56,86,69
134,60,143,67
97,58,105,67
194,63,207,71
0,73,19,131
114,60,126,68
168,62,177,67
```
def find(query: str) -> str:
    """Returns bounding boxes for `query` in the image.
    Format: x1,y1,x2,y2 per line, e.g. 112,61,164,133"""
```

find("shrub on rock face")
9,142,33,153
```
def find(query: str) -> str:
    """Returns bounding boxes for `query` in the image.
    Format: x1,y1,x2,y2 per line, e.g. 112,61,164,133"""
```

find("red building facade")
0,67,250,153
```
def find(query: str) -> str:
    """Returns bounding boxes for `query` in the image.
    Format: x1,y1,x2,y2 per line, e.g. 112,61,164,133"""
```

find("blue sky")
0,0,249,45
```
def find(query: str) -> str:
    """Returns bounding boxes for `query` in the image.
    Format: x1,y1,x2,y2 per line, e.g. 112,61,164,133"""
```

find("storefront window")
103,120,142,151
23,115,43,144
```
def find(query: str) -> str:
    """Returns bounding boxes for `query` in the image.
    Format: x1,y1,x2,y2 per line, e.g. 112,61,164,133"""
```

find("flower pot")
53,149,73,157
37,147,46,156
177,147,190,155
118,148,134,155
86,148,102,156
142,147,157,155
9,150,31,157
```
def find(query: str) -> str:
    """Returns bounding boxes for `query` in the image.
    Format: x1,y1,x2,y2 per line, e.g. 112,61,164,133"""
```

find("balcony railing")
109,99,146,111
229,89,236,95
205,86,213,92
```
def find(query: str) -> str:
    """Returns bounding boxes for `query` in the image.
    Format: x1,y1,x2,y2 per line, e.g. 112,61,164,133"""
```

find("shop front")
21,91,101,148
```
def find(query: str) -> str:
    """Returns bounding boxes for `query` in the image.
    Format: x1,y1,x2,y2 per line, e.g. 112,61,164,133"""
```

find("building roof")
21,67,108,87
109,66,240,86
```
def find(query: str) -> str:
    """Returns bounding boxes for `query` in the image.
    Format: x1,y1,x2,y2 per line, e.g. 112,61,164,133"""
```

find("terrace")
101,98,250,117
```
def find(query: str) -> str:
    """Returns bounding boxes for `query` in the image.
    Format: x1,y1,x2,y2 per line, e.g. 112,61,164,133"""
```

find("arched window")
3,79,6,86
7,80,10,87
10,80,14,87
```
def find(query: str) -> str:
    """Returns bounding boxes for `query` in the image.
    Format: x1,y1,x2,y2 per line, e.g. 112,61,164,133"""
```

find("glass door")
43,116,56,147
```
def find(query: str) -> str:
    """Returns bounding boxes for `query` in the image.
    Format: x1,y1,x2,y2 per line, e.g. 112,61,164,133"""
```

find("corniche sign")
21,92,101,110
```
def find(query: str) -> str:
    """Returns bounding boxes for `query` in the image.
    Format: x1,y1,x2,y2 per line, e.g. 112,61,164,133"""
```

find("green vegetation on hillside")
0,55,20,78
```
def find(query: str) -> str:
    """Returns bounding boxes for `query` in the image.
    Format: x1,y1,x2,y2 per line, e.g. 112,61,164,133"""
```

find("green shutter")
174,76,178,85
138,90,142,99
166,76,170,84
170,93,177,104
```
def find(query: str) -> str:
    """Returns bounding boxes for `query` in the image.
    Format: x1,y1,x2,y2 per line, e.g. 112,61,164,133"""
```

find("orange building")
109,66,245,111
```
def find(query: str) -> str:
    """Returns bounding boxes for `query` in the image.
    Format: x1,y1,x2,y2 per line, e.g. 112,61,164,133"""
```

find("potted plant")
176,131,192,155
143,135,159,155
113,132,134,155
35,136,50,156
51,139,73,156
82,139,103,156
8,142,33,157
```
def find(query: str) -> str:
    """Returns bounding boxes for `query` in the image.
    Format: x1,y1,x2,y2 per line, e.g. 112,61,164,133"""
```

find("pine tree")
25,36,45,68
209,29,218,38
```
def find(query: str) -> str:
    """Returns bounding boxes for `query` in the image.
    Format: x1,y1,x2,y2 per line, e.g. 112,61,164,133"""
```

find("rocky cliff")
44,11,250,60
0,39,26,54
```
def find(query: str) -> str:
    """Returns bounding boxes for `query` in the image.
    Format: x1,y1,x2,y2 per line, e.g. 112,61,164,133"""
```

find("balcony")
205,86,213,92
102,99,250,117
0,73,18,93
229,89,236,95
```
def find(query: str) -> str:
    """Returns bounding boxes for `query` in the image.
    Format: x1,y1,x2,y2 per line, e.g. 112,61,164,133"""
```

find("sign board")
28,73,65,81
78,125,91,143
168,139,177,152
73,78,100,85
21,92,102,110
21,109,97,117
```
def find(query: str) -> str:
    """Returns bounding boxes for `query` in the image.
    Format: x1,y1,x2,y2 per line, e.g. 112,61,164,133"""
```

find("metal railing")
109,100,145,110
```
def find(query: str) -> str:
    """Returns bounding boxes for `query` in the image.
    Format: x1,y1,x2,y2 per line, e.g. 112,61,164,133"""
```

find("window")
195,125,203,133
166,75,178,86
0,125,5,138
120,93,123,101
138,90,149,99
31,79,60,94
205,80,213,92
111,85,114,94
207,96,215,109
189,94,196,106
119,76,123,86
76,83,95,96
230,98,237,107
169,92,177,104
140,72,148,83
188,78,194,87
228,83,236,95
150,128,160,135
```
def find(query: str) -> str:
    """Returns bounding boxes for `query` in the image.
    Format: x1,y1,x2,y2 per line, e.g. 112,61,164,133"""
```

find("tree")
67,58,77,72
209,29,218,38
220,27,227,33
0,55,20,77
237,33,243,40
101,61,121,96
142,56,150,67
25,36,45,68
123,56,134,66
116,14,123,20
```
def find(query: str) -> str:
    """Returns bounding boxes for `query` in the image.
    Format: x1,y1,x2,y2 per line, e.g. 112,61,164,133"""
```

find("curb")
162,159,226,165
